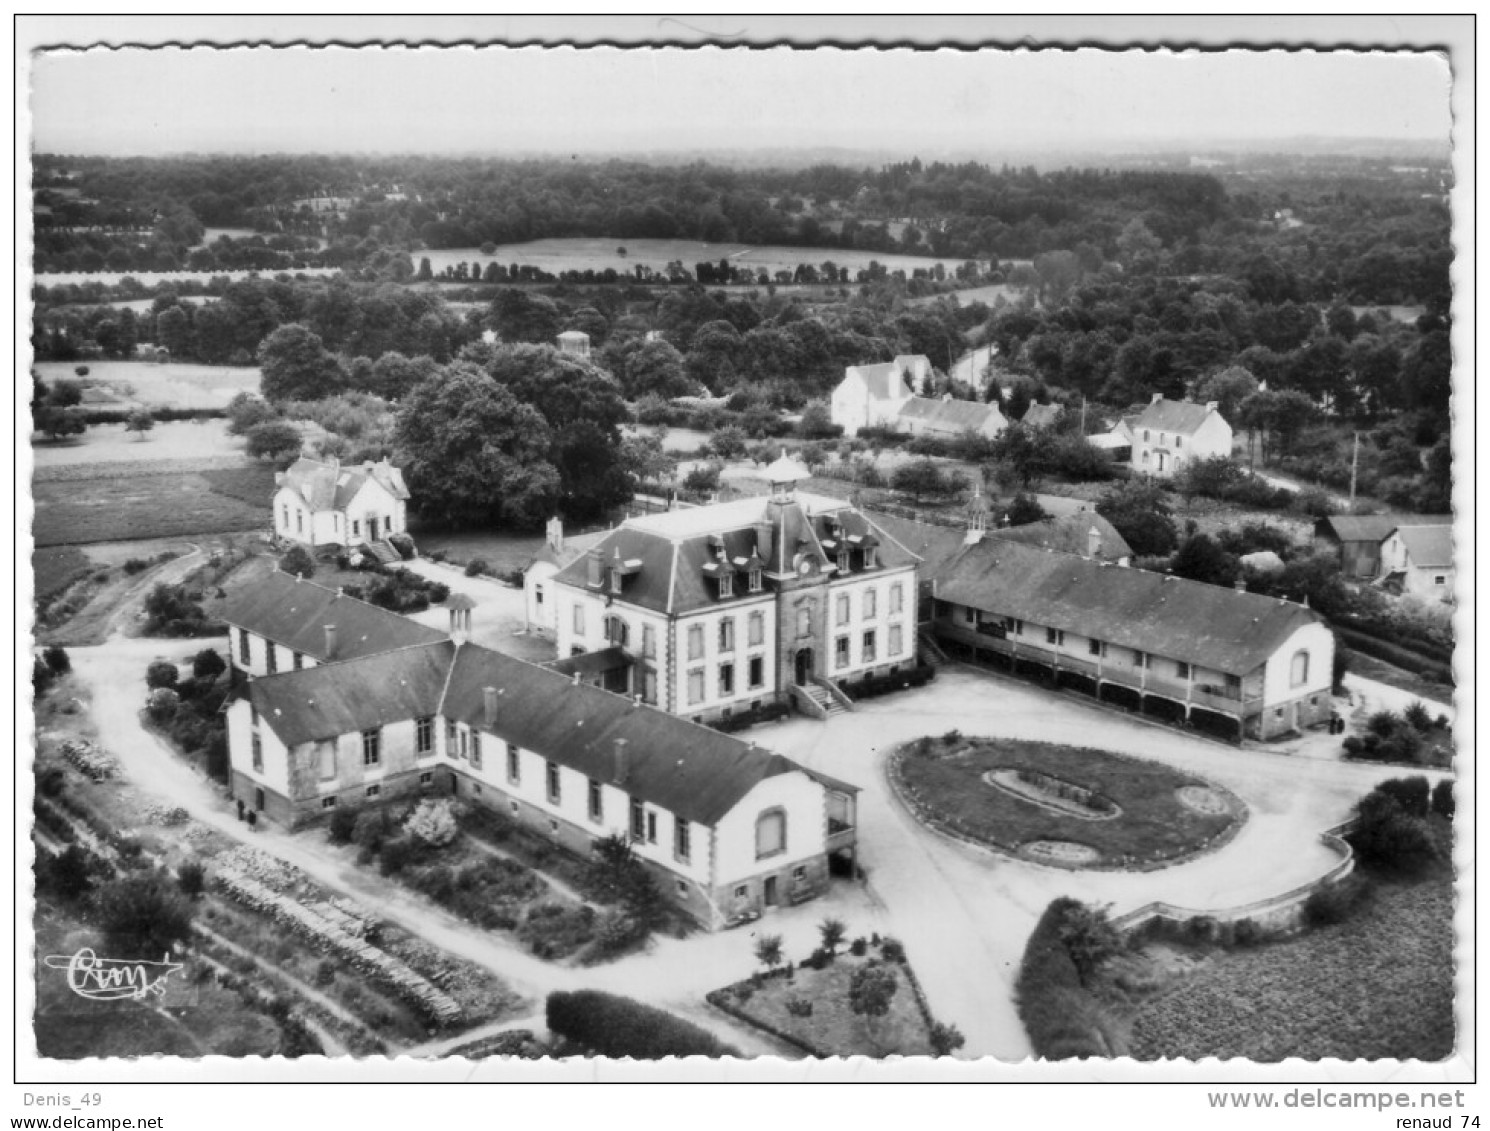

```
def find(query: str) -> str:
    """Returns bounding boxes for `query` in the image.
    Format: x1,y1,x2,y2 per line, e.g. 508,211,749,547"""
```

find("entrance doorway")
764,875,779,907
367,515,379,542
794,648,813,685
254,787,265,812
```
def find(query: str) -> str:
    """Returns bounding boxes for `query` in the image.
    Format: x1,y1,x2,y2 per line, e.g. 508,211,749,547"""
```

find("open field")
1120,869,1453,1061
32,420,248,466
913,282,1025,307
422,238,970,279
72,296,219,313
33,461,275,546
35,360,260,411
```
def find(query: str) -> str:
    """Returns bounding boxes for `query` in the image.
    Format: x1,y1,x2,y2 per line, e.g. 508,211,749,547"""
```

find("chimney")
363,460,374,473
572,671,581,686
1234,577,1246,593
483,687,499,728
1151,392,1164,405
613,738,629,785
586,547,604,588
1087,526,1102,559
1205,401,1219,414
323,624,337,658
546,516,564,554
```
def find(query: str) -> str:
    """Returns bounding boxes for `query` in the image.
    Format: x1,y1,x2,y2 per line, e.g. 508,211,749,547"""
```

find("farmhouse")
1378,522,1455,602
1313,514,1452,580
1129,395,1232,478
220,569,446,678
828,355,927,436
225,635,860,927
523,517,611,638
547,455,922,723
273,456,410,558
1019,402,1063,431
929,535,1333,741
987,512,1132,566
893,394,1007,441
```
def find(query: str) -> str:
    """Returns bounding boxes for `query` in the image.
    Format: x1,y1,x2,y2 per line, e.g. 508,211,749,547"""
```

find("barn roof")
1130,398,1223,436
1394,525,1455,569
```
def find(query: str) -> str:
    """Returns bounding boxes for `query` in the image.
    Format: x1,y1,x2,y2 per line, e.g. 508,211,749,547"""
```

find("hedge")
1336,631,1453,686
545,990,738,1058
1015,897,1119,1059
841,663,937,701
79,406,226,425
709,701,791,733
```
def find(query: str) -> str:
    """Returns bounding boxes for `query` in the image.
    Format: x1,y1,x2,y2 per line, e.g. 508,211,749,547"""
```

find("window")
687,669,705,705
749,656,765,689
293,651,305,671
534,585,544,608
642,669,658,705
458,729,468,760
646,812,658,844
366,784,381,798
864,547,877,569
642,624,656,658
296,510,304,534
676,880,688,896
446,720,458,758
604,615,629,648
320,746,335,780
546,761,561,804
888,624,903,658
1225,673,1242,693
1045,627,1064,646
835,636,850,669
1133,651,1149,669
749,568,763,593
719,663,735,696
548,819,559,836
281,505,289,528
1176,436,1183,449
755,808,787,859
792,865,807,882
249,702,259,728
239,628,251,664
572,604,585,636
964,606,976,624
837,551,850,574
798,607,811,636
1434,575,1447,586
470,732,482,770
862,629,877,663
630,798,646,842
687,624,704,661
1005,617,1023,635
1089,639,1104,657
353,520,361,538
416,716,433,754
1175,662,1192,680
610,568,623,595
734,884,748,900
674,818,691,863
719,573,733,598
507,743,521,784
748,611,765,646
864,588,877,619
836,594,850,626
251,734,263,773
588,778,603,822
321,797,336,810
890,583,904,614
719,618,735,652
419,771,433,785
265,645,277,675
1143,429,1150,442
509,800,519,815
1290,650,1310,687
361,728,381,766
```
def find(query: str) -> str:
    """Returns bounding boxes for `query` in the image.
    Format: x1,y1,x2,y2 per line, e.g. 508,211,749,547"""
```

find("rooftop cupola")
763,451,811,504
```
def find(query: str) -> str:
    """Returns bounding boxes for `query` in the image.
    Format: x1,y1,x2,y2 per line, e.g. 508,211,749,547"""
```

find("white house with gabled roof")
273,456,410,552
1129,395,1232,478
830,356,928,436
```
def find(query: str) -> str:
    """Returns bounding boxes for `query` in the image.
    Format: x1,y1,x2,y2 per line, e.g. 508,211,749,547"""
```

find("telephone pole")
1348,431,1360,510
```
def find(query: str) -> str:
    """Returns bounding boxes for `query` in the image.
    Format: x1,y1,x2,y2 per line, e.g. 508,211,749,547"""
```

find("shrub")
546,990,739,1058
405,799,460,848
145,660,180,690
279,544,316,578
43,645,71,676
1431,778,1454,820
1351,787,1441,876
1015,898,1121,1059
96,874,195,956
878,937,905,964
465,559,489,577
123,557,150,574
1303,873,1371,928
191,647,227,682
785,996,814,1018
177,860,206,899
1374,775,1431,819
849,937,868,957
352,809,391,853
378,835,416,876
315,960,337,987
1402,700,1435,733
929,1020,966,1057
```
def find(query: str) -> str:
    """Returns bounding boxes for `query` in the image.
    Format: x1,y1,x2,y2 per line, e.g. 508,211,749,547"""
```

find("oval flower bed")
893,736,1246,870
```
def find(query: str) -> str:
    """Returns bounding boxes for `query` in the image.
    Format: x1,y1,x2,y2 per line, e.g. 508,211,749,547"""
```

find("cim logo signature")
42,948,184,1002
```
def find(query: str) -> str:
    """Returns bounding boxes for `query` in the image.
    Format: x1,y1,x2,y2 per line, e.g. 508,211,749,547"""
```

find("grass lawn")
35,360,261,411
714,950,937,1056
32,545,93,599
894,736,1243,868
1346,647,1454,708
33,462,275,546
1115,865,1455,1060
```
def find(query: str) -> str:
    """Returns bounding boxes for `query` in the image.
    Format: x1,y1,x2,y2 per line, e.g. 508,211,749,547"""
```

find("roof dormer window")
610,569,623,594
837,551,850,574
719,573,733,599
864,546,877,569
748,567,763,593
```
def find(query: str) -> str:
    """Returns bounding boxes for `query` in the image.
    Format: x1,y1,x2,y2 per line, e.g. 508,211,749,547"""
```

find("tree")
619,337,693,399
258,323,346,402
1005,492,1048,527
754,934,784,974
1192,365,1259,424
43,645,71,676
280,544,316,578
146,660,180,690
989,422,1050,488
191,648,226,682
40,845,95,901
1056,900,1123,985
395,361,561,529
404,799,459,848
35,406,86,441
1096,480,1178,557
708,426,749,460
618,431,676,489
817,917,847,957
682,463,722,495
125,409,155,440
97,874,195,957
1169,532,1240,588
892,458,959,504
155,305,193,359
225,391,277,436
848,963,899,1047
246,419,304,463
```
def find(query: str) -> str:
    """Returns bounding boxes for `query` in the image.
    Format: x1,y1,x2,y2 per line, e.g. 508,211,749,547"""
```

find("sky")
27,41,1452,158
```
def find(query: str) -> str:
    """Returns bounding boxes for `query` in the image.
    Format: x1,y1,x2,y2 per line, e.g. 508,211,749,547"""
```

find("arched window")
1290,649,1309,687
604,615,629,648
797,606,811,636
755,808,787,859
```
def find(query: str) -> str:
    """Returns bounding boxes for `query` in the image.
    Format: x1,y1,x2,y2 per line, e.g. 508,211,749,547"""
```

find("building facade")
549,457,921,723
1128,396,1233,478
272,456,410,551
829,358,920,436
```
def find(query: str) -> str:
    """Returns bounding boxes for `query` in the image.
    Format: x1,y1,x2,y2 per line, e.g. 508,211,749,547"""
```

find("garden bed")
892,735,1245,869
